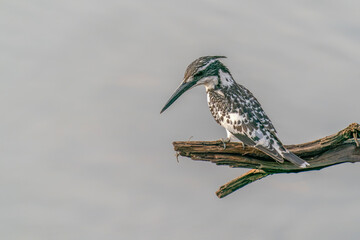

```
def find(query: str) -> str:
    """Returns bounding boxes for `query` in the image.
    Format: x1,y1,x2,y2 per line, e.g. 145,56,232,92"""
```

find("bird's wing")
228,93,308,166
236,83,277,135
225,107,285,163
225,84,308,167
229,111,285,163
225,84,286,162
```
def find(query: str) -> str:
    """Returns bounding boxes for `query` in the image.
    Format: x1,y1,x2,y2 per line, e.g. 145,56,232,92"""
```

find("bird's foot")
219,137,231,149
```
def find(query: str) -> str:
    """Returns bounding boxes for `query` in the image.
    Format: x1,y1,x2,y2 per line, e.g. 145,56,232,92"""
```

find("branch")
173,123,360,198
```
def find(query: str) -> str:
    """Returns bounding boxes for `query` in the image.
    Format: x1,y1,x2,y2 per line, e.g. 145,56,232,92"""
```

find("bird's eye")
194,71,203,77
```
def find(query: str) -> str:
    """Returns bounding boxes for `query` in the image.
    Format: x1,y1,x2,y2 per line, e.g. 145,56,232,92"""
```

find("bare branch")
172,123,360,197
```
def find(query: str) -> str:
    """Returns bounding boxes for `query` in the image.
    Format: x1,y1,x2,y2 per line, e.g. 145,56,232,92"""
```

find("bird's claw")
219,138,231,149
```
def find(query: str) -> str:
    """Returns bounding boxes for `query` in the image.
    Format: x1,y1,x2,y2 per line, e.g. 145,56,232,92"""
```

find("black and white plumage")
161,56,309,168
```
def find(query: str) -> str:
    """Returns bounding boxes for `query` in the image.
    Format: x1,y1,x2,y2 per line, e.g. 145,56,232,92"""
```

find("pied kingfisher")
161,56,309,168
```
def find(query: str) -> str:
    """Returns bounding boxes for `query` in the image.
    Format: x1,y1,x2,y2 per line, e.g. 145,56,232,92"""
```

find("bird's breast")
207,90,242,131
208,88,259,136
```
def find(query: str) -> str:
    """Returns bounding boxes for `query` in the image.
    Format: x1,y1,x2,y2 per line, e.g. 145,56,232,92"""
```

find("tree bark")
172,123,360,198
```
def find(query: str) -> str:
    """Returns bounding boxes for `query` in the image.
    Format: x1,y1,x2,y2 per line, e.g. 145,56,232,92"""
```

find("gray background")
1,0,360,239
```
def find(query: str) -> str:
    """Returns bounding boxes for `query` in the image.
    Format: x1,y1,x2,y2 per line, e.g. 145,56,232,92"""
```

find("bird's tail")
281,151,309,168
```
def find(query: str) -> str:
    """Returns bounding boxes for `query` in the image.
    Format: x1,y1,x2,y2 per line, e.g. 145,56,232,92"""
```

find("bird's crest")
184,56,227,80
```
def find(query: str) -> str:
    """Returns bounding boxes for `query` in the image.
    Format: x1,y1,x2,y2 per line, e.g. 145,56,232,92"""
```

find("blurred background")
1,0,360,239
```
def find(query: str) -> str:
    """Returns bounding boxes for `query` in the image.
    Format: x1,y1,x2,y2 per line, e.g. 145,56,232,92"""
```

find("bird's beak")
160,80,196,114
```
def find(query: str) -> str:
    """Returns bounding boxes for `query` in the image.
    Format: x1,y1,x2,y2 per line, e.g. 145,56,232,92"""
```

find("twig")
354,132,359,147
216,169,270,198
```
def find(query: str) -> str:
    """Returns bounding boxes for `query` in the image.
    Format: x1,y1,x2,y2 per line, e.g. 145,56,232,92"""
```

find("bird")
160,56,309,168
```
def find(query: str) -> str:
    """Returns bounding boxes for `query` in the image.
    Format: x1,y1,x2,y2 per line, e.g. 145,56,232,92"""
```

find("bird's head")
160,56,230,113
